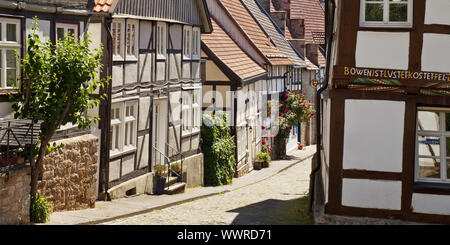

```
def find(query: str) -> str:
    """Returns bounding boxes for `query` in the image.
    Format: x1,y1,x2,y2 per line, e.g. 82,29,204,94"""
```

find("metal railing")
166,142,184,182
0,119,40,174
152,144,171,190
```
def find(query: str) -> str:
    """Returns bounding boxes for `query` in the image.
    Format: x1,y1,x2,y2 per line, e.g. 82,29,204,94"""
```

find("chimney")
290,39,306,57
288,18,305,39
256,0,271,13
270,11,287,35
306,44,319,66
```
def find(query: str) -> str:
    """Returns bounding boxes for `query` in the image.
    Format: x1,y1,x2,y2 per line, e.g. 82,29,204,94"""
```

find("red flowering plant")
274,90,315,157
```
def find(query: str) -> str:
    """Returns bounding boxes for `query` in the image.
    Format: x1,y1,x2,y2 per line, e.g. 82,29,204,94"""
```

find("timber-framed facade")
96,0,213,198
317,0,450,224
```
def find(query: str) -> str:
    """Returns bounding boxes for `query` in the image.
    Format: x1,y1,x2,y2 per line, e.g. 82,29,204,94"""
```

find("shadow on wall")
227,196,313,225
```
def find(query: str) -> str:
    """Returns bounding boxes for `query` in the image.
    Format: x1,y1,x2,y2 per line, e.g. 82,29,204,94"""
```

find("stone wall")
38,134,99,212
0,167,31,225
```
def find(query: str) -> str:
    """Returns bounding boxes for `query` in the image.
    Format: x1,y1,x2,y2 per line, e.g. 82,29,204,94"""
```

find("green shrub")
30,194,52,223
257,152,270,163
201,112,236,186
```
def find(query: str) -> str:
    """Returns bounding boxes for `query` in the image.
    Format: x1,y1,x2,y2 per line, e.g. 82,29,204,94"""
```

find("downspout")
308,0,335,213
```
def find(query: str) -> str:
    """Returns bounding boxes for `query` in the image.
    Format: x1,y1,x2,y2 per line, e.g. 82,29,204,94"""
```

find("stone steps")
165,176,178,187
164,182,186,195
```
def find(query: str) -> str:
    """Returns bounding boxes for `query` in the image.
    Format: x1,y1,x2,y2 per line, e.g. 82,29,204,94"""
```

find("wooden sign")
335,66,450,83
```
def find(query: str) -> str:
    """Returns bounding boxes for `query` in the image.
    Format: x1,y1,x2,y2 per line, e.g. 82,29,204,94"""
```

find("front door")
152,98,168,169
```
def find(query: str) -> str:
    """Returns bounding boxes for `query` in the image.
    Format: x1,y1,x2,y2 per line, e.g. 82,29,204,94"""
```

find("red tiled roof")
221,0,293,66
289,0,325,44
202,18,266,80
94,0,114,13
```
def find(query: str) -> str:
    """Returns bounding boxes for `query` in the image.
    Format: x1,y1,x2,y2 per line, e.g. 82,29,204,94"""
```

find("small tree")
9,21,108,198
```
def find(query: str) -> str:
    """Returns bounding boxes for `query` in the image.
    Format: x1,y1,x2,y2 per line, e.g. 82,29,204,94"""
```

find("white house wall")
355,31,409,70
343,99,405,173
422,34,450,73
424,0,450,25
342,179,402,210
412,193,450,215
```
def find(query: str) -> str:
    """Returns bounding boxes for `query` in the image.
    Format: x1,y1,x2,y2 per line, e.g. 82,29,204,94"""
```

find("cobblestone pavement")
102,158,313,225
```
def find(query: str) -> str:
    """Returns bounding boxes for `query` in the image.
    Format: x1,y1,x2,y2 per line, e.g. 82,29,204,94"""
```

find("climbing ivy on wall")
201,112,236,186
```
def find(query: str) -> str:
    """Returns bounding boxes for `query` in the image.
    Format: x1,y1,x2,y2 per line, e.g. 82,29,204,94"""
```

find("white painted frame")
110,100,138,158
183,25,192,60
192,27,200,60
55,22,79,42
192,89,201,133
123,101,138,152
110,103,123,157
156,22,167,60
0,17,21,89
112,19,125,61
360,0,413,28
125,19,139,61
182,90,193,135
415,107,450,183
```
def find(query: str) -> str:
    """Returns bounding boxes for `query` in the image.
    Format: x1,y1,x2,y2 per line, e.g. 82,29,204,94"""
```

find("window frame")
156,22,167,60
55,21,79,42
360,0,413,28
192,27,200,60
0,17,21,89
183,25,192,60
415,107,450,184
112,19,125,61
125,19,139,61
182,90,193,135
192,89,201,133
110,100,138,158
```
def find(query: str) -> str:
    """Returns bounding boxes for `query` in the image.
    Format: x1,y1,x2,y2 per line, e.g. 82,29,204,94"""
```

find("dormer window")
360,0,412,28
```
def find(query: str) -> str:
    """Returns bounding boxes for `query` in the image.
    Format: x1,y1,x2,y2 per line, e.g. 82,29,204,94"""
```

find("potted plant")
254,152,265,170
257,151,271,169
170,162,182,182
153,164,167,195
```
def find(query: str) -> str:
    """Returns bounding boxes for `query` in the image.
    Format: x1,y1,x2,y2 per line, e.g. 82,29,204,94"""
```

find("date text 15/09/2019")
177,229,271,242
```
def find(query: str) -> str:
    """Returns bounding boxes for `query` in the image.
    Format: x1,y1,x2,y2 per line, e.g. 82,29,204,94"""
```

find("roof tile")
93,0,114,13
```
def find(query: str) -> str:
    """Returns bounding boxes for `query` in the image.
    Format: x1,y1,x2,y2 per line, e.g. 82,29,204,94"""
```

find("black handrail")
166,142,184,182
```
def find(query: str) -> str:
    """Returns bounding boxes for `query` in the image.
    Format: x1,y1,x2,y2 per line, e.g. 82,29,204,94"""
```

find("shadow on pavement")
227,196,314,225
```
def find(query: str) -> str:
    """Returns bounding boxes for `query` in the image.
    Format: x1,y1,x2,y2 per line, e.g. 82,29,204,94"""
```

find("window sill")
182,129,200,137
358,26,414,32
414,182,450,195
110,147,137,159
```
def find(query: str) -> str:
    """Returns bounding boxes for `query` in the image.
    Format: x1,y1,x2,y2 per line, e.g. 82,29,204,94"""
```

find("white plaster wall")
422,34,450,73
139,96,151,131
342,179,402,210
355,31,409,70
26,18,50,41
412,193,450,215
137,135,149,170
139,53,152,83
125,63,138,84
139,21,152,49
112,65,123,87
0,102,12,118
425,0,450,25
343,100,405,172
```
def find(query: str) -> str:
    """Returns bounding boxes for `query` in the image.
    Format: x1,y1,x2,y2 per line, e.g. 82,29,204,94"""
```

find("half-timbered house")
95,0,212,199
315,0,450,224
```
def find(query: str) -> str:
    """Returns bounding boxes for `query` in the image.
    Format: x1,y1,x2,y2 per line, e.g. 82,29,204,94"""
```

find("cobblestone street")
102,158,313,225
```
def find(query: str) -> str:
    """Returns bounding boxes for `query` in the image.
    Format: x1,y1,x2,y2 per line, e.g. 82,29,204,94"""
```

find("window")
112,20,124,60
183,26,192,60
126,20,138,59
182,91,192,134
192,27,200,59
182,89,201,135
55,22,78,41
156,22,167,59
415,108,450,183
360,0,412,27
110,101,138,157
192,89,201,132
0,18,20,89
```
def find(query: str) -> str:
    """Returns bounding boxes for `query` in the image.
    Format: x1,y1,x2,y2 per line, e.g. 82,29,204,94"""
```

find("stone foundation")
0,167,31,225
38,134,99,212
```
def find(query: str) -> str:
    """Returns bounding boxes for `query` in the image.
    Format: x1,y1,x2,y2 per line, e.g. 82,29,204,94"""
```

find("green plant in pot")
170,162,182,182
154,164,167,195
257,151,271,168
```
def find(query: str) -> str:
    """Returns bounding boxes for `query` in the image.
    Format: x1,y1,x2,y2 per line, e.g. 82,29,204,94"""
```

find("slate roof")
94,0,115,13
221,0,293,66
241,0,305,68
202,17,266,81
